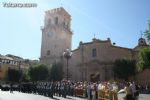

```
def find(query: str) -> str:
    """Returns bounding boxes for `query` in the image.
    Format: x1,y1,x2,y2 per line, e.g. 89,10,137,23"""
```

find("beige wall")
0,64,8,80
0,64,19,80
70,39,135,81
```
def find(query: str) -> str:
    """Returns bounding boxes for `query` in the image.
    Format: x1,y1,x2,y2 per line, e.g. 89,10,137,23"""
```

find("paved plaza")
0,90,150,100
0,90,86,100
118,93,150,100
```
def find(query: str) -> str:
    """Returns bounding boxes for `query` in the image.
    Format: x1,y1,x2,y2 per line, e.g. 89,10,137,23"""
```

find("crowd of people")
0,80,150,100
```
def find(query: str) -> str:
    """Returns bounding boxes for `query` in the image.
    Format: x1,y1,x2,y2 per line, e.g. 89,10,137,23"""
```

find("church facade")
69,37,148,81
40,7,149,81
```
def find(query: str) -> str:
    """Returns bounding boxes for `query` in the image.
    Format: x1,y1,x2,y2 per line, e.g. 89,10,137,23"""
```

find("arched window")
48,18,51,26
92,48,97,57
55,17,58,25
47,50,50,55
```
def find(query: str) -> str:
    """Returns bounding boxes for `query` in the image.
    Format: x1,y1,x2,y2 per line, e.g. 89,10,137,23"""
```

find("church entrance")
90,73,100,82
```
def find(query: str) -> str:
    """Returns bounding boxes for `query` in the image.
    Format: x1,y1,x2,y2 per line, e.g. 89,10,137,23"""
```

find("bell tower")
40,7,72,66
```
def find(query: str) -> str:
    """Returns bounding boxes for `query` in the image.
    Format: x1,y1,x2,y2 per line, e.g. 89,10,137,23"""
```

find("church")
40,7,149,81
69,37,148,81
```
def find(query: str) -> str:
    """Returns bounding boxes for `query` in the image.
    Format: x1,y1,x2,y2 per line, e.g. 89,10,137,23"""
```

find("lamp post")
63,48,72,80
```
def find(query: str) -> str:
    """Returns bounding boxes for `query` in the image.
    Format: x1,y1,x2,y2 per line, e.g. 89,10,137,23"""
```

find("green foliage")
21,70,30,82
113,59,136,80
138,47,150,71
28,64,48,81
144,20,150,44
7,68,22,82
49,62,63,81
144,30,150,44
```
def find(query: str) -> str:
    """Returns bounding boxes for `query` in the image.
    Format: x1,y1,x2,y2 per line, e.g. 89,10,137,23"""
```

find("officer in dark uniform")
45,82,48,96
61,82,67,98
49,82,54,98
33,82,37,94
58,82,61,97
10,83,13,93
48,83,51,97
44,82,47,96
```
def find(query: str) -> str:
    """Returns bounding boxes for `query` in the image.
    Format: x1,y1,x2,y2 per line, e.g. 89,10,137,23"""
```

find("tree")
144,20,150,44
21,70,30,82
113,59,136,81
7,68,22,82
138,47,150,71
49,62,63,81
28,64,48,81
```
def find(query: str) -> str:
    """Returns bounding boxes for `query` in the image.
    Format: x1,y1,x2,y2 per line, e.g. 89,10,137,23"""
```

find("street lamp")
63,48,72,80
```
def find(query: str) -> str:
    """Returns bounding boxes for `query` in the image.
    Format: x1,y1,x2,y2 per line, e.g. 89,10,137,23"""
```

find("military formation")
0,81,75,99
14,81,120,100
1,80,147,100
35,81,73,98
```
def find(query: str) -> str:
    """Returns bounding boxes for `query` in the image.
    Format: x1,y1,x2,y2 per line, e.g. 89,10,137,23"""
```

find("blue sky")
0,0,150,60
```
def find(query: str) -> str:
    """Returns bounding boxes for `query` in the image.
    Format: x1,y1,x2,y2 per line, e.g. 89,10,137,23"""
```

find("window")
55,17,58,25
0,65,1,72
92,48,97,57
7,60,10,64
48,19,51,26
47,50,50,55
63,19,65,26
0,58,1,62
12,61,15,65
10,61,12,65
67,22,70,29
140,40,144,44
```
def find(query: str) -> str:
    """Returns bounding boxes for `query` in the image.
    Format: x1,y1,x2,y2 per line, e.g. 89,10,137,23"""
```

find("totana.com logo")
2,2,37,8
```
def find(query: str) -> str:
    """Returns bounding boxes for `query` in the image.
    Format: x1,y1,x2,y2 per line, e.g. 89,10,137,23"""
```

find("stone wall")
135,69,150,84
70,38,135,81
